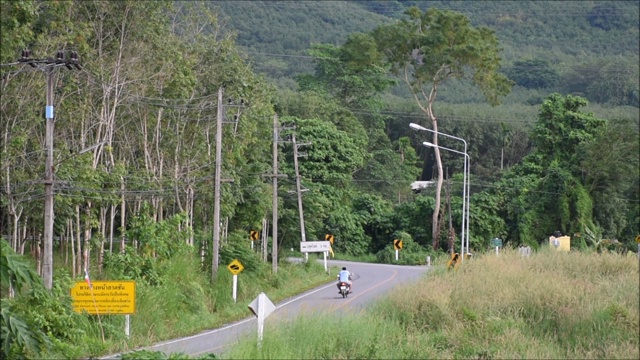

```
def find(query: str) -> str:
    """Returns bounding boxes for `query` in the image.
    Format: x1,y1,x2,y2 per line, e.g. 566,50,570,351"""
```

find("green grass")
36,250,335,358
222,249,640,359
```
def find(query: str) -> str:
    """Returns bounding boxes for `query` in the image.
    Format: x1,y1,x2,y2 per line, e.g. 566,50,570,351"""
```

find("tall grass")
222,249,639,359
38,251,334,358
109,254,334,354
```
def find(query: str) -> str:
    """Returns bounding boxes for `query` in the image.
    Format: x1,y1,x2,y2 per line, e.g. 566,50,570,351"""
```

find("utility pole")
272,114,279,273
13,50,82,290
212,87,223,279
291,132,310,261
43,66,55,290
211,88,243,280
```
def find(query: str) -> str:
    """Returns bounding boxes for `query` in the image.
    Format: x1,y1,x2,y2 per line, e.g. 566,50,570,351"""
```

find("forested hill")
211,0,639,107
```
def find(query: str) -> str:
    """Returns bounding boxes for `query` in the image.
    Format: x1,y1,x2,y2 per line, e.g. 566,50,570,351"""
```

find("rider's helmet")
342,267,347,270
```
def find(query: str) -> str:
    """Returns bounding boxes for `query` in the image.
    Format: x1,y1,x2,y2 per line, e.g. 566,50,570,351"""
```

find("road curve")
105,260,429,358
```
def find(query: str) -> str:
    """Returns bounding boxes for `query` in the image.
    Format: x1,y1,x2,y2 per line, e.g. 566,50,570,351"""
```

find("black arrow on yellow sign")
250,230,259,241
393,239,403,250
325,234,334,244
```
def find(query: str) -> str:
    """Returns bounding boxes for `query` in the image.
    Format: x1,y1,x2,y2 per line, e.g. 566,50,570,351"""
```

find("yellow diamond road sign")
227,259,244,275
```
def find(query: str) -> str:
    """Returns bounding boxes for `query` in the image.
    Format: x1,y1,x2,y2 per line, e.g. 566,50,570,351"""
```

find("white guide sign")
300,241,331,253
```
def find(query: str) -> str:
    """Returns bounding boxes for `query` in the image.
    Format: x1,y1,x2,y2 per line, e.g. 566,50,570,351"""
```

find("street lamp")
422,141,471,260
410,123,469,258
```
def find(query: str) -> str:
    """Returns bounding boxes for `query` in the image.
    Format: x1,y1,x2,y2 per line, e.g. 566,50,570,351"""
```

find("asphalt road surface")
105,260,429,358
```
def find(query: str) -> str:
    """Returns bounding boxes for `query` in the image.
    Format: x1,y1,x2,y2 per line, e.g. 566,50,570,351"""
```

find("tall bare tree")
372,7,512,248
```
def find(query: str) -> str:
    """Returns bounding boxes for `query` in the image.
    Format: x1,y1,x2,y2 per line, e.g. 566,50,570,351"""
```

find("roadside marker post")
393,239,402,261
491,238,503,256
227,259,245,302
248,292,276,348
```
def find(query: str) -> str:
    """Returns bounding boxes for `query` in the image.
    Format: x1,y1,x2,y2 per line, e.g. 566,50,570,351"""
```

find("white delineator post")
248,292,276,348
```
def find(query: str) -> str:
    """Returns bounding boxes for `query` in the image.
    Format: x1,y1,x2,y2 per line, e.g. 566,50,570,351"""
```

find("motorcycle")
337,281,351,298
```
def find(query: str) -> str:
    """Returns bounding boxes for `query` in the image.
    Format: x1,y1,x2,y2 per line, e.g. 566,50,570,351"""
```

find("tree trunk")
99,206,106,272
83,203,92,272
121,177,126,253
76,205,82,276
109,204,115,253
69,218,76,279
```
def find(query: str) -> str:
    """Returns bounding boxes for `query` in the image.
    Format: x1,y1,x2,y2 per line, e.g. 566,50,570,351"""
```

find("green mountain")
213,0,639,106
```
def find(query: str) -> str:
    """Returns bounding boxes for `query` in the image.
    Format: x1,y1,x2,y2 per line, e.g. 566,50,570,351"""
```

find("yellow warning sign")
325,234,334,244
70,280,136,315
227,259,244,275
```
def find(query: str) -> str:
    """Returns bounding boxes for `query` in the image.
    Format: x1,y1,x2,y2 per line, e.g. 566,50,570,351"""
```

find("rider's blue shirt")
338,270,351,282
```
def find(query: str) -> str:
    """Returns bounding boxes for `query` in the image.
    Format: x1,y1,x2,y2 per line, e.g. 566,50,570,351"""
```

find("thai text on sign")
71,280,136,315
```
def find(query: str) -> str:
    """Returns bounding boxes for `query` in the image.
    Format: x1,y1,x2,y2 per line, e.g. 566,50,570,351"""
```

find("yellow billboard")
71,280,136,315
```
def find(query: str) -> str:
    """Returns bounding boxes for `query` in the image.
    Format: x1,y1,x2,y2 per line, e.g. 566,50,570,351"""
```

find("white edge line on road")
147,281,336,349
105,262,427,358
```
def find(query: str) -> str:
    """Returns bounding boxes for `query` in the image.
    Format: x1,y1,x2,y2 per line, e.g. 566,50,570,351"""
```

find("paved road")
105,260,429,358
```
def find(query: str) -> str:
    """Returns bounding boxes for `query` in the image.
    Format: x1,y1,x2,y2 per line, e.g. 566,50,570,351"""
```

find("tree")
587,4,625,31
371,7,512,248
531,93,606,168
494,94,609,246
579,118,639,241
297,33,395,109
1,240,50,358
505,59,559,89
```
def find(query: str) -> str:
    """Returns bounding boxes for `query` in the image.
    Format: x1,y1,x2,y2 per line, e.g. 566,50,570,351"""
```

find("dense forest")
0,1,638,355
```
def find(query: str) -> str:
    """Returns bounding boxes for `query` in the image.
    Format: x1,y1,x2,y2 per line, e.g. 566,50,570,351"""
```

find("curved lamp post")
422,141,471,259
410,123,469,258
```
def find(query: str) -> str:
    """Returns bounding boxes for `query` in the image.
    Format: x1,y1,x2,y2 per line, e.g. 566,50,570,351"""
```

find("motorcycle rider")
337,266,353,293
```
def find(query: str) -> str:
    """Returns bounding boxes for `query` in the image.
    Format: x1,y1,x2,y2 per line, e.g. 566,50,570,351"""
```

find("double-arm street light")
423,141,471,259
410,123,470,259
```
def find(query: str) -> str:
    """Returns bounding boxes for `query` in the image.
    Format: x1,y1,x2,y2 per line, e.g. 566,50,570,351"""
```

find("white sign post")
323,251,327,272
300,241,331,272
232,274,238,303
395,249,399,261
248,292,276,348
125,315,130,338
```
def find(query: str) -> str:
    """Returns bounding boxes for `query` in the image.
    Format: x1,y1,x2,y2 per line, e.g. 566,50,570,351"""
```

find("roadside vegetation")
0,238,334,359
1,1,638,358
222,250,639,359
